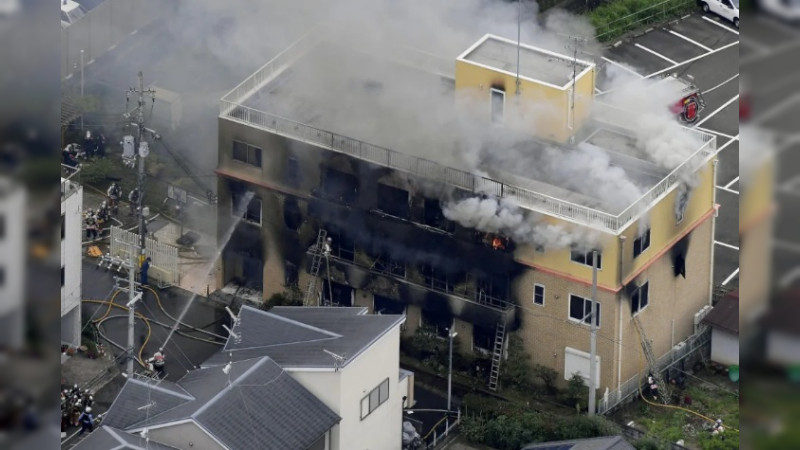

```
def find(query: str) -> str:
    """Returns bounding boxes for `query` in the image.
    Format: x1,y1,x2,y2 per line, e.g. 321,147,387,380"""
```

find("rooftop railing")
61,164,81,201
219,34,717,235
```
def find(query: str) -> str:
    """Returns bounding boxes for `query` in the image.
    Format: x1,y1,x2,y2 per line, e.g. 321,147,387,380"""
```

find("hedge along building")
214,29,719,396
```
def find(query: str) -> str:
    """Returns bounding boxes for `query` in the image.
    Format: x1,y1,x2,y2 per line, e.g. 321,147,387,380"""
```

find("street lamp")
447,328,458,412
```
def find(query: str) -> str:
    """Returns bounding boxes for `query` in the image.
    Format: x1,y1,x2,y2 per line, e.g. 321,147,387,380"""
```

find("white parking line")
721,268,739,286
703,73,739,95
668,29,713,52
724,176,739,190
701,15,739,35
717,135,739,153
715,241,739,251
694,94,739,128
753,93,800,126
740,37,769,54
646,41,738,78
635,43,678,65
779,266,800,289
601,57,644,78
716,185,739,195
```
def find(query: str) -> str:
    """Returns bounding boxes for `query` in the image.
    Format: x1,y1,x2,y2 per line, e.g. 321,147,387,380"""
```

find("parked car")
701,0,740,28
61,0,86,29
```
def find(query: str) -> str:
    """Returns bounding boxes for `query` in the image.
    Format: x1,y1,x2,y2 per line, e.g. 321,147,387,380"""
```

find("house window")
321,168,358,204
360,378,390,420
61,266,65,287
473,324,494,352
232,141,262,167
569,294,600,327
631,282,649,315
675,189,690,224
287,156,300,187
633,229,651,258
423,198,454,232
0,267,5,286
533,284,545,306
570,249,602,269
490,88,505,124
231,187,262,225
61,214,65,240
376,184,410,219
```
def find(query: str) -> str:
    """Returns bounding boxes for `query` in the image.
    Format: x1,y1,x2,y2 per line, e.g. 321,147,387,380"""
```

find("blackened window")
631,282,650,315
569,294,600,327
321,168,358,204
633,228,651,258
473,325,494,351
376,184,410,219
423,198,454,232
374,295,406,315
61,266,65,287
490,88,505,124
287,157,300,187
61,214,65,240
0,267,4,286
231,185,262,225
571,249,602,269
675,189,690,224
232,141,262,167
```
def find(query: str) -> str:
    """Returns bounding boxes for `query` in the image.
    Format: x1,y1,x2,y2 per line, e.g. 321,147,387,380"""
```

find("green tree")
500,333,532,391
533,364,559,394
565,373,588,410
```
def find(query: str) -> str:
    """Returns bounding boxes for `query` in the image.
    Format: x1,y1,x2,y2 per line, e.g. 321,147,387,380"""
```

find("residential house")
61,169,83,351
702,291,739,367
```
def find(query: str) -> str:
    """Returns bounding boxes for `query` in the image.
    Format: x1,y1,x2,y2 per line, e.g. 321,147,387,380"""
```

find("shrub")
533,364,560,394
589,0,697,42
565,373,588,409
500,333,532,391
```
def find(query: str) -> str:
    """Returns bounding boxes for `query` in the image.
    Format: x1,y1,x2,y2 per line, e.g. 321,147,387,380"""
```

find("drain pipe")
709,158,719,306
617,235,626,392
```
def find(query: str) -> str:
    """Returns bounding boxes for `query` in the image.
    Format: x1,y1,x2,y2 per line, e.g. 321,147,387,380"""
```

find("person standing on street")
77,407,95,436
140,257,151,286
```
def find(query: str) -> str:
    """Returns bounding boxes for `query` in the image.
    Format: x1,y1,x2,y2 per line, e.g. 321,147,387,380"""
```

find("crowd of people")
62,131,107,168
60,384,96,436
83,183,142,241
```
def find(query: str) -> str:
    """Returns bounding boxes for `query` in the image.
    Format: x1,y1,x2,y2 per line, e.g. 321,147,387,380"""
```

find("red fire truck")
665,74,706,124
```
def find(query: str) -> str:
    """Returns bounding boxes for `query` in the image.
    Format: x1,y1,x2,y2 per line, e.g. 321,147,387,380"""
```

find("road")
596,11,740,290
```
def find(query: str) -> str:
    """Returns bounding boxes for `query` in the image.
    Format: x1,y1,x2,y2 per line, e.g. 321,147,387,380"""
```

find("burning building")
214,30,719,405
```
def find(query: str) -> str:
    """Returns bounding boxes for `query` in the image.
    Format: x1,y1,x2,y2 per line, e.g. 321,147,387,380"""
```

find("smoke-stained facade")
215,30,719,394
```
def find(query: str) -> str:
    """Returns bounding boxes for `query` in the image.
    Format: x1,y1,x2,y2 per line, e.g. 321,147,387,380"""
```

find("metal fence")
594,0,697,42
109,226,179,286
61,0,161,80
598,327,711,414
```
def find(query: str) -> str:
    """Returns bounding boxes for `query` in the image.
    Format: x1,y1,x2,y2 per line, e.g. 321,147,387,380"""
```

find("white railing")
110,226,179,286
219,37,716,234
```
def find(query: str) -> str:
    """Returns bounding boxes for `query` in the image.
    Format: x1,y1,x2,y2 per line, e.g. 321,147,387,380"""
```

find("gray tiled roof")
102,378,194,430
71,426,179,450
522,436,635,450
103,357,339,450
202,306,404,369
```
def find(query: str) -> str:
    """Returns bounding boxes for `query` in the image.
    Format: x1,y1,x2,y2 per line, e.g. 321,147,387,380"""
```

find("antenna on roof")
222,324,242,345
564,35,588,140
515,0,522,96
323,349,347,372
225,306,240,326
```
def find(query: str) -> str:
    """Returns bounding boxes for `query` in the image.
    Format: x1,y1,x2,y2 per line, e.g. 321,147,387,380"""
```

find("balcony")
61,164,81,202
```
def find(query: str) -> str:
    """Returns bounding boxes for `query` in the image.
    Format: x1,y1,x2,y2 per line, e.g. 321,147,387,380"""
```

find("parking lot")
595,11,740,290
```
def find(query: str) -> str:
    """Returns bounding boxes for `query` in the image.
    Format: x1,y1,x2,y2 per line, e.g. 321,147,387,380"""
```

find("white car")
701,0,740,28
61,0,86,29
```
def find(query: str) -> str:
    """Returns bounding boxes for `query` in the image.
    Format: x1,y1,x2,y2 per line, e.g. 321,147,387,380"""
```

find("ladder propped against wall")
488,321,506,392
303,229,328,306
632,315,671,404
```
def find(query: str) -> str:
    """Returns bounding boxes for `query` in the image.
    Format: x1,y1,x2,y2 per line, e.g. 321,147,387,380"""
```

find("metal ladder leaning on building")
303,229,328,306
632,316,671,404
488,321,506,392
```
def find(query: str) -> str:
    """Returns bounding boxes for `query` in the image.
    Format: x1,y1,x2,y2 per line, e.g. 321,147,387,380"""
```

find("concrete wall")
710,329,739,366
61,183,83,323
147,421,225,450
0,183,25,349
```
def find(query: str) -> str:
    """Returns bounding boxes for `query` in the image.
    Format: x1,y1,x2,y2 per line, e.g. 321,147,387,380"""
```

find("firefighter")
128,188,140,216
77,407,95,436
147,351,166,373
107,182,122,214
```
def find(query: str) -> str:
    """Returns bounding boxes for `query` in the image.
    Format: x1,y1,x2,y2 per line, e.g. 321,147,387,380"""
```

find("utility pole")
125,72,158,261
122,241,142,377
515,0,522,96
80,49,84,131
447,326,458,435
588,250,598,416
564,35,587,135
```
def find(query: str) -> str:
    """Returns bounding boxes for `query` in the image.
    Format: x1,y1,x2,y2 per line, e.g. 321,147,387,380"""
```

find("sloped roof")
702,292,739,334
71,426,179,450
102,357,340,450
201,305,405,369
522,435,635,450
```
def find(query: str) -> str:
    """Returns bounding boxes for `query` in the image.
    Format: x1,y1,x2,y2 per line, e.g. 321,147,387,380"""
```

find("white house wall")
767,331,800,367
709,329,739,366
288,370,343,449
61,182,83,347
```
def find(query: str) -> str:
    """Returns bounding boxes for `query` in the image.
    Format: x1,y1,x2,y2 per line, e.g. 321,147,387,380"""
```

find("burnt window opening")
374,295,406,315
419,264,466,294
61,266,64,287
321,168,358,205
322,280,353,307
569,294,600,327
232,140,262,167
490,88,505,124
472,324,495,352
631,281,649,315
570,248,602,269
286,156,300,188
423,198,454,232
283,197,302,231
421,310,452,339
60,214,65,240
376,184,410,219
476,275,509,306
476,231,513,252
675,188,690,224
633,228,651,258
230,184,262,225
325,228,355,262
284,260,299,289
372,253,406,278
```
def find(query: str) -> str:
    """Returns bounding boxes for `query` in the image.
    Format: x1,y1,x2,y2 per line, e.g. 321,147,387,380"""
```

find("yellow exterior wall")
454,60,594,144
622,159,716,280
740,156,775,233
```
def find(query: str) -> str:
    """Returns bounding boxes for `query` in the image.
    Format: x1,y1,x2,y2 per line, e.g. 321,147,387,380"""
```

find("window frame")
675,189,690,224
633,228,651,258
490,88,505,124
360,378,390,420
60,214,65,240
533,284,545,306
231,140,263,167
570,249,603,270
569,294,600,327
631,281,650,316
230,189,262,226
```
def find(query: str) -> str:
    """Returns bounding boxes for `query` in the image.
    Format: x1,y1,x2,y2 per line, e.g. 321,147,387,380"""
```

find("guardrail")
219,34,716,234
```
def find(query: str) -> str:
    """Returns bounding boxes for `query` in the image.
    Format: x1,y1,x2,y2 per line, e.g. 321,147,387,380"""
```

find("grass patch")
590,0,697,42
